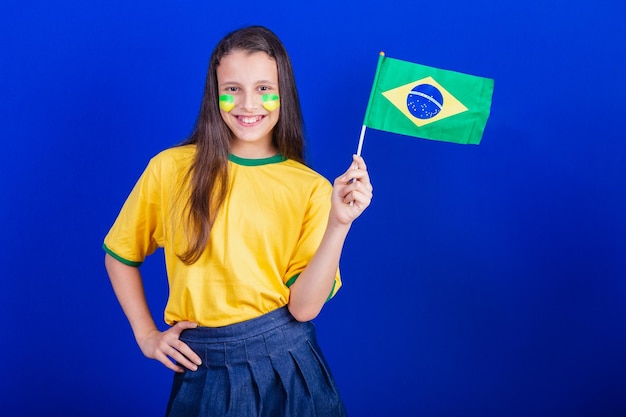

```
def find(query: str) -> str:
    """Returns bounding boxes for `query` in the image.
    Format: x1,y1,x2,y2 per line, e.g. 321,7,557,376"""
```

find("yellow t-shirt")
103,145,341,327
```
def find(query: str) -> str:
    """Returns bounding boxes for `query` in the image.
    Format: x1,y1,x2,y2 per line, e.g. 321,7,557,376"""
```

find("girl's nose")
240,92,259,112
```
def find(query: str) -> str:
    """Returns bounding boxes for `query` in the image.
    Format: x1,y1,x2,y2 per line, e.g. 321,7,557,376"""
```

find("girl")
103,25,372,416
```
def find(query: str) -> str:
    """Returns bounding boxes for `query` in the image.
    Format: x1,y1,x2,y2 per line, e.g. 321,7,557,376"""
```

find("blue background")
2,1,625,416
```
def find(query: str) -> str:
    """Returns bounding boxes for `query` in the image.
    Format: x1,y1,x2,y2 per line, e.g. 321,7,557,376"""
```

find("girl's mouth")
237,115,264,125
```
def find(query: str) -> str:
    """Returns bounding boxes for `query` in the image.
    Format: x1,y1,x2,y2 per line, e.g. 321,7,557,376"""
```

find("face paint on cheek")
262,94,280,111
219,94,235,112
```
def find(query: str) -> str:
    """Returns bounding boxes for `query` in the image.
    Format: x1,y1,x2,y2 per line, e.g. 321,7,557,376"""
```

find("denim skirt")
165,306,347,417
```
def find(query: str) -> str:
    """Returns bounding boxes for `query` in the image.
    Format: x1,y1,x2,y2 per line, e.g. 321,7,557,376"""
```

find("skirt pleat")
247,349,283,416
164,307,347,417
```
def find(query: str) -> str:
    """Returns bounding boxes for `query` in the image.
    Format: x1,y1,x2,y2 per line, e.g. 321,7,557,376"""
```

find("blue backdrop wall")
1,1,625,416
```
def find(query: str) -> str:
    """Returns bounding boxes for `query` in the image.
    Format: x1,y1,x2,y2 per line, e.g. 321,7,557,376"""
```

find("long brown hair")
178,26,306,264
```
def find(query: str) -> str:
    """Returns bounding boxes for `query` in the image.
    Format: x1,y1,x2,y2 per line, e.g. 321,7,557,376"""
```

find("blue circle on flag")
406,84,444,119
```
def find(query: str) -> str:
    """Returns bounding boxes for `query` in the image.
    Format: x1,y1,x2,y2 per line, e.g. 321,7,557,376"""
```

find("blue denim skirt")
165,306,347,417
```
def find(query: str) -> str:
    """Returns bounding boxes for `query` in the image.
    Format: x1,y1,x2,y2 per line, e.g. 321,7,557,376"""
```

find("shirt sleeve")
103,158,165,266
284,178,342,299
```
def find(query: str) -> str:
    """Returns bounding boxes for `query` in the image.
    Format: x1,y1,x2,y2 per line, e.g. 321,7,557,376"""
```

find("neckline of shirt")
228,153,286,166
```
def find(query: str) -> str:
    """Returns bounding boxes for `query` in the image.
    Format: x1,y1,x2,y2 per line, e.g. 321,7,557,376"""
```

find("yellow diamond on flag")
382,76,468,127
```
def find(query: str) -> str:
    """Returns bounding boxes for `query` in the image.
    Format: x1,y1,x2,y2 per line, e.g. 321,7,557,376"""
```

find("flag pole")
351,52,385,206
356,51,386,156
356,125,366,156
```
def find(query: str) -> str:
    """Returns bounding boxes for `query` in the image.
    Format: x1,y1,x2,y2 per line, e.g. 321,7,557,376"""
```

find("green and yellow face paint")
219,93,279,112
262,93,280,111
219,94,235,112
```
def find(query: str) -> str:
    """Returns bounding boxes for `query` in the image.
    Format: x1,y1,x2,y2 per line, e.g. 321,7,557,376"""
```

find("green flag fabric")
363,53,494,145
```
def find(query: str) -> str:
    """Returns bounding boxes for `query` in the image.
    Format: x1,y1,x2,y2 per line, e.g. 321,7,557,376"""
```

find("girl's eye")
259,86,270,91
227,87,238,92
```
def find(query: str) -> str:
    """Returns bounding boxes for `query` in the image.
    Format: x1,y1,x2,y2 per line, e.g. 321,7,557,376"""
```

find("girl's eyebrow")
218,81,240,87
220,80,277,86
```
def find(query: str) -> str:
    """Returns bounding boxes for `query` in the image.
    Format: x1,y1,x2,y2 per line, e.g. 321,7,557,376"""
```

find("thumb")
172,320,198,335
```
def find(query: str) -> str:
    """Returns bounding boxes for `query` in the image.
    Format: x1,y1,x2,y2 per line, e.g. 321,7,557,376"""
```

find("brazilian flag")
363,53,494,145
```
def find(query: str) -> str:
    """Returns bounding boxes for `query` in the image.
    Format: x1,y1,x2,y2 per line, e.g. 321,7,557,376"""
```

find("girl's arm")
104,254,202,372
288,154,373,322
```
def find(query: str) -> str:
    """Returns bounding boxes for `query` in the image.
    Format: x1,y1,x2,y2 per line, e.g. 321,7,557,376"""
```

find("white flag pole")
350,52,384,206
356,124,366,157
350,125,367,207
356,51,384,157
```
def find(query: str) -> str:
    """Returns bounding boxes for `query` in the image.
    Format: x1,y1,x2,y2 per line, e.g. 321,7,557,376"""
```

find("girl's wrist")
326,216,352,235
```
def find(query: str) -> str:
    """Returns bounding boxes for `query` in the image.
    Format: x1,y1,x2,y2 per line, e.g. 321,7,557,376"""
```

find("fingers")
351,154,367,171
341,156,372,185
331,156,373,217
152,351,189,374
165,322,203,372
139,322,203,373
336,156,373,200
340,180,372,207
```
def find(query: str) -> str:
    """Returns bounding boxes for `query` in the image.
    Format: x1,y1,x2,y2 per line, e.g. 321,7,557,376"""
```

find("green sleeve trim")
102,243,143,267
285,273,337,302
327,280,337,302
285,273,300,288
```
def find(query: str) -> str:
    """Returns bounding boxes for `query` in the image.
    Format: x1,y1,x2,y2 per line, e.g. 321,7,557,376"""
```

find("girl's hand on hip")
331,155,373,226
136,321,202,373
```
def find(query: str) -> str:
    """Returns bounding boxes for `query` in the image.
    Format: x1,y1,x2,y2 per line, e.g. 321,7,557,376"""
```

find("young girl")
103,25,372,416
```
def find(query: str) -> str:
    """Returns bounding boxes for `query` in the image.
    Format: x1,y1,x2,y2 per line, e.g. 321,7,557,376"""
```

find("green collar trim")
228,153,286,166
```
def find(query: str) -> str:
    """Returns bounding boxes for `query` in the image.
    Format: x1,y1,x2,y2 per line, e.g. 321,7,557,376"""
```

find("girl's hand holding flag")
331,154,372,226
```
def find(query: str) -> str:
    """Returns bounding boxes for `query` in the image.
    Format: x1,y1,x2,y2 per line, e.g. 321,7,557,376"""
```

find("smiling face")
216,50,280,158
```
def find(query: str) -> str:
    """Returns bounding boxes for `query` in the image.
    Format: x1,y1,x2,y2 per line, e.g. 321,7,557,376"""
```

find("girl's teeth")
240,116,261,124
